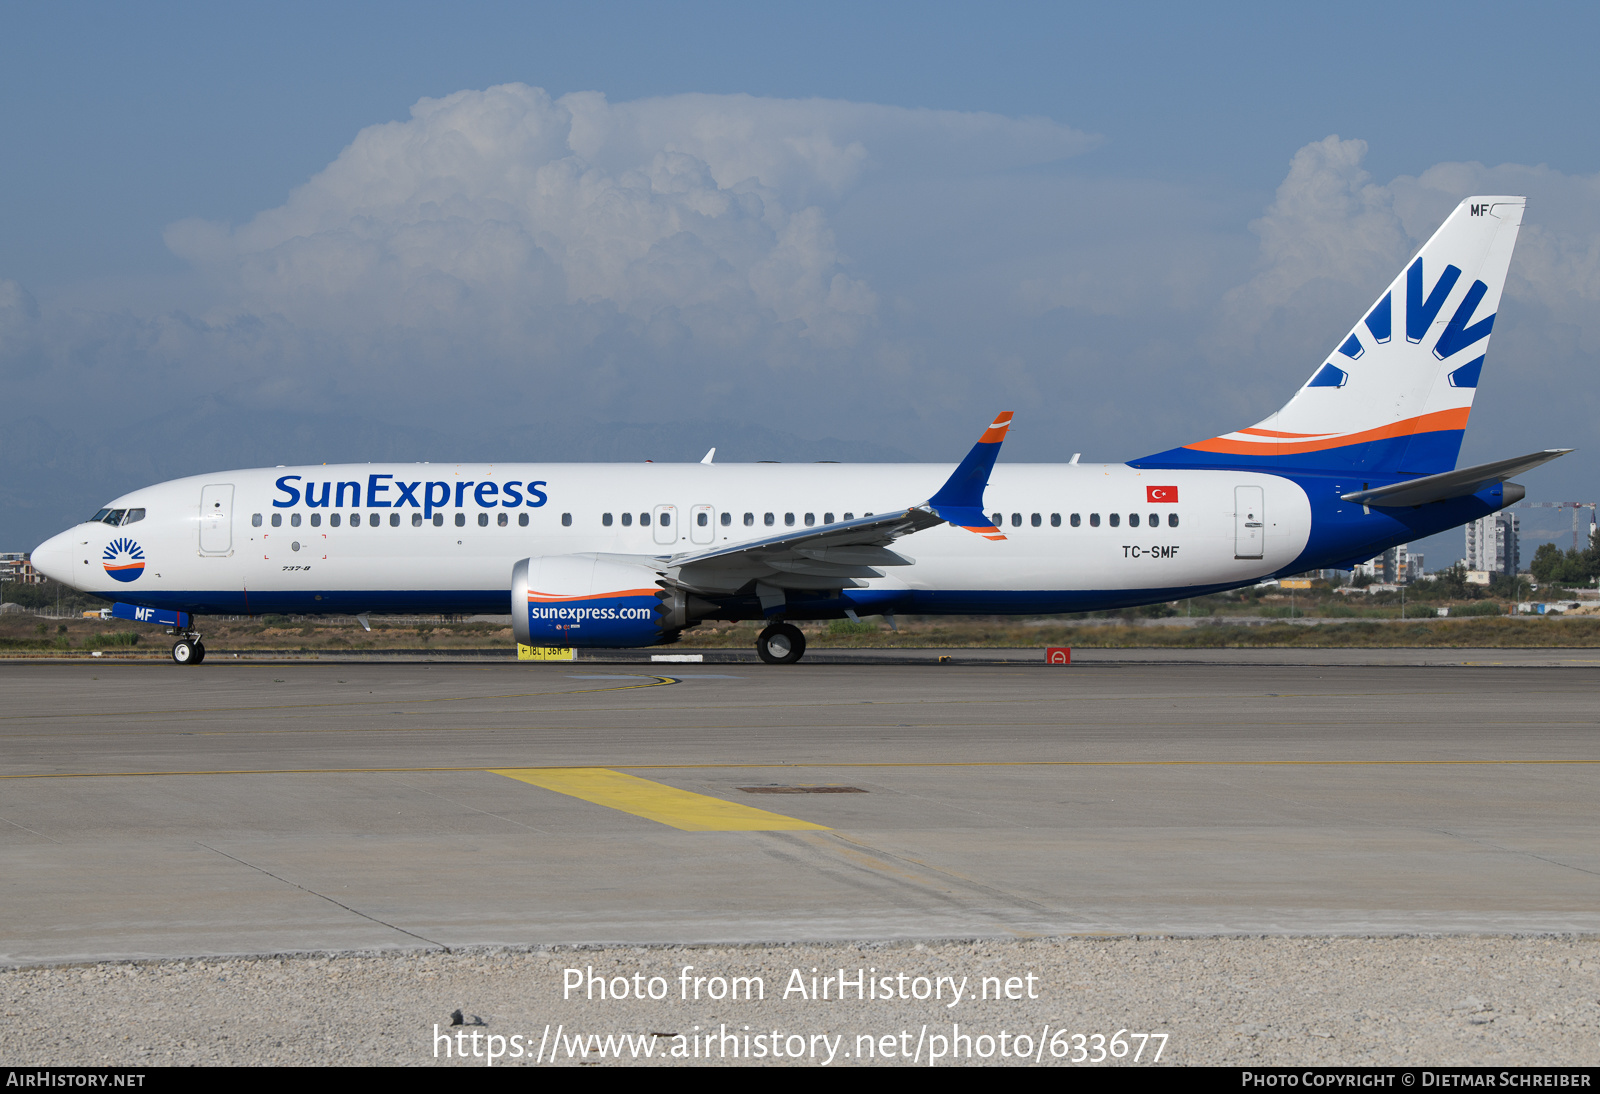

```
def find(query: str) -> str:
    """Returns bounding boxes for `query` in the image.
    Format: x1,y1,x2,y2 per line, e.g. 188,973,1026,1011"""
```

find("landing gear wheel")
190,642,206,664
171,640,196,665
756,622,806,665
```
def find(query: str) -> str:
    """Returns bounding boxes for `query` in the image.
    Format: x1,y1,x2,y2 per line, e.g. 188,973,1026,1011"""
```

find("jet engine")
511,555,685,648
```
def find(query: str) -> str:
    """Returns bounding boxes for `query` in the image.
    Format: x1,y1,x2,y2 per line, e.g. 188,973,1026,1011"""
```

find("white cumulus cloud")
163,84,1096,367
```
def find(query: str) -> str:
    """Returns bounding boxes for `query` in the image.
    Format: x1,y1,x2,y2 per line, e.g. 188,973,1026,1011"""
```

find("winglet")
927,412,1013,539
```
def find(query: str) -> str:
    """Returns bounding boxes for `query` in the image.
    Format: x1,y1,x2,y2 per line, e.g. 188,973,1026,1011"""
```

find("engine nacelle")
511,556,676,648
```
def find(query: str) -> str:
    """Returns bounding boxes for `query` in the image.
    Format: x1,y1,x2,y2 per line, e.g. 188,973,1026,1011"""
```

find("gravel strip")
4,936,1598,1066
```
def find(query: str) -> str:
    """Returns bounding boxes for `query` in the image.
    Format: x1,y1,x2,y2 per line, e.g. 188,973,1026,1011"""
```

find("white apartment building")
1464,514,1520,576
1357,544,1415,584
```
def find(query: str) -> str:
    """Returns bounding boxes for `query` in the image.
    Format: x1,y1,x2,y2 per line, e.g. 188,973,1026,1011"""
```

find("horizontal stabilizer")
1339,449,1571,507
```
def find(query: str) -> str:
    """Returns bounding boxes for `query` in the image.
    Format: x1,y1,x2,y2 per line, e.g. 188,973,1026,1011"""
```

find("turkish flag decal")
1146,485,1179,503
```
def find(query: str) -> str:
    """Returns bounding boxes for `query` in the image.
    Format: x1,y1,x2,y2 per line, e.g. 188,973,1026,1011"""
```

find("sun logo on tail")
103,537,145,583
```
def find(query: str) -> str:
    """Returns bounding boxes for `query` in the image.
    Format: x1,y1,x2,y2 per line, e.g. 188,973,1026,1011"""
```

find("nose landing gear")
168,622,206,665
756,622,806,665
171,638,205,665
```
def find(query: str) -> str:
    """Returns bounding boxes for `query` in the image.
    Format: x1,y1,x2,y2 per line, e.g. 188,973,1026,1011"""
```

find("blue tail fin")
1135,196,1524,476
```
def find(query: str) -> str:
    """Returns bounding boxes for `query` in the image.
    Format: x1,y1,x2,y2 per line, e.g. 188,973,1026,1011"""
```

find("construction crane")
1516,501,1597,552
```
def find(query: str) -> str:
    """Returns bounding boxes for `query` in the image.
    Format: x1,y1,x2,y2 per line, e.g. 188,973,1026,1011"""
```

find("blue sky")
3,2,1598,559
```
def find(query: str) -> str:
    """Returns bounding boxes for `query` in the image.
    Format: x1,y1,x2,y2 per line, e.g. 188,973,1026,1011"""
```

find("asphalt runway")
4,656,1599,966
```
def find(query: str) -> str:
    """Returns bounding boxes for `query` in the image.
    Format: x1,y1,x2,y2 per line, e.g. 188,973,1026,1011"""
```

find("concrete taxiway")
3,655,1598,965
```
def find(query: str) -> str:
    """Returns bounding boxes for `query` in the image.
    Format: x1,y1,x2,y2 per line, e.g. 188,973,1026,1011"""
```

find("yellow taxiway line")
493,767,829,831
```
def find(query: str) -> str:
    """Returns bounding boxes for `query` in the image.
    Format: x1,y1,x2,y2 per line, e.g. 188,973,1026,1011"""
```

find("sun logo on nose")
103,537,145,583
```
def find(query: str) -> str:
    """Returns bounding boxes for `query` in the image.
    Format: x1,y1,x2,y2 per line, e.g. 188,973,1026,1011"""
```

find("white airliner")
31,195,1566,664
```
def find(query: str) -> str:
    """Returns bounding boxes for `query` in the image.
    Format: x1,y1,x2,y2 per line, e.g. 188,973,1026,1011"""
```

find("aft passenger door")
199,484,234,555
1234,485,1264,559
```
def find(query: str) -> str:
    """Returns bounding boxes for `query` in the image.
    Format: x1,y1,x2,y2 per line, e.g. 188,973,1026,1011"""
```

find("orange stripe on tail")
1187,408,1471,456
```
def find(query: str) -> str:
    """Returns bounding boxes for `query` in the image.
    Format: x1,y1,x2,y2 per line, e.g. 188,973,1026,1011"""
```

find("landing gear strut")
756,622,806,665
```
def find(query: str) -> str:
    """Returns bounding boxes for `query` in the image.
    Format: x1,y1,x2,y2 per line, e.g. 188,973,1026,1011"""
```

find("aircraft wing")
1339,449,1572,507
666,413,1013,595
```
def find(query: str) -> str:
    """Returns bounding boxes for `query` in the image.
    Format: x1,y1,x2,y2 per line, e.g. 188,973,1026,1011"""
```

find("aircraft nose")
30,530,78,586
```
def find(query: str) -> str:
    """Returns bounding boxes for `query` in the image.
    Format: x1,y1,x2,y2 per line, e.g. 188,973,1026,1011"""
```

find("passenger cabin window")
1051,513,1061,527
330,513,341,527
497,512,507,527
622,512,633,526
390,513,400,527
824,512,834,524
290,513,302,527
413,513,423,526
519,513,528,527
369,513,380,527
561,513,572,527
1070,513,1080,527
455,513,465,527
602,513,613,526
744,513,754,526
252,513,263,528
784,513,795,527
764,513,775,526
720,512,731,526
272,514,282,527
433,514,444,526
1168,513,1179,528
1089,513,1100,527
640,512,651,526
804,513,814,526
478,513,489,527
1011,513,1022,527
1129,513,1140,528
1108,513,1120,527
660,512,670,526
1031,513,1041,527
310,513,321,527
990,512,1001,526
1149,512,1159,527
844,512,854,521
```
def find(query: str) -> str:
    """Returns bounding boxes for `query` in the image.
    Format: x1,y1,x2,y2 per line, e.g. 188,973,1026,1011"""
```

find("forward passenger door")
199,484,234,555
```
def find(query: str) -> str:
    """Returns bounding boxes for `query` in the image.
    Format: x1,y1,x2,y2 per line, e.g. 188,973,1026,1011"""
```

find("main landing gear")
170,624,205,665
756,622,806,665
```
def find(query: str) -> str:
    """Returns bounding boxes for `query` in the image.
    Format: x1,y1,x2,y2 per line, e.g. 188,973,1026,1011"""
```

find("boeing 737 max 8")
30,195,1566,664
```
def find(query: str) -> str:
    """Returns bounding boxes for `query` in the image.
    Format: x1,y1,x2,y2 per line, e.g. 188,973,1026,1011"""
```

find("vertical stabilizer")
1137,196,1524,475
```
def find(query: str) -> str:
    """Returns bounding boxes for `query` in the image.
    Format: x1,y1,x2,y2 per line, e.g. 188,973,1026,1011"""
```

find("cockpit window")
91,509,112,523
102,509,127,525
121,508,145,525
